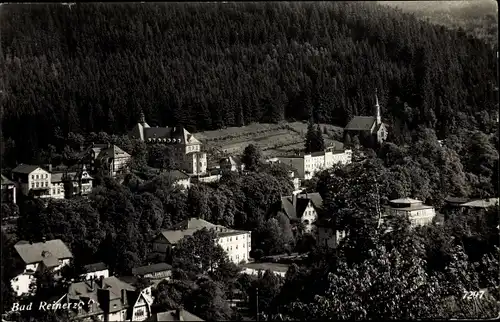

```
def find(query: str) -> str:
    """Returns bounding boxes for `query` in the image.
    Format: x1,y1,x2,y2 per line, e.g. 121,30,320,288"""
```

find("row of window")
226,243,246,251
31,181,49,188
31,174,48,179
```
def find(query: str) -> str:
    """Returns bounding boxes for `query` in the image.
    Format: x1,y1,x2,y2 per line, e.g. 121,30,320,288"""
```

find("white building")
239,262,290,278
219,156,244,172
11,164,93,200
11,164,52,199
272,147,352,180
11,239,73,296
129,112,207,175
279,192,324,233
314,217,347,249
152,218,252,265
382,198,436,227
81,262,109,281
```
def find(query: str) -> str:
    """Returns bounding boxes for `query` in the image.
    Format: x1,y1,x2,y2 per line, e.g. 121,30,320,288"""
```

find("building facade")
1,174,16,204
11,165,52,199
11,239,73,296
315,217,347,249
81,143,131,178
279,192,324,233
152,218,252,265
128,112,207,175
272,148,352,180
382,198,436,227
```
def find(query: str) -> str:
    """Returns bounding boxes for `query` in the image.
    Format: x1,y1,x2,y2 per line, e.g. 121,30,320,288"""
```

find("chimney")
42,236,46,243
175,308,183,321
98,275,104,287
121,289,127,306
292,193,297,206
29,240,33,245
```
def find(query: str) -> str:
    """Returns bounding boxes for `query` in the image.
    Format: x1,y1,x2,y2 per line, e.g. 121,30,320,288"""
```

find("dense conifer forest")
1,2,497,164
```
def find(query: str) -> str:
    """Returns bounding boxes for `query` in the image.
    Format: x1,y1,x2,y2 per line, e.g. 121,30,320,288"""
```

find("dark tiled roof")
12,164,43,174
154,309,204,321
344,116,376,131
310,151,326,157
165,170,190,181
297,192,323,209
132,263,172,276
281,196,296,219
444,196,471,205
84,262,108,273
14,239,73,264
172,218,216,230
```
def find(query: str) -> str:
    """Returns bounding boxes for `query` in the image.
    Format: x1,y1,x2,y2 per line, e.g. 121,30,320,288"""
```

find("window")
31,183,35,188
36,175,39,179
45,182,48,187
36,182,39,188
31,175,34,179
16,286,19,291
243,243,245,248
236,245,238,249
57,189,61,194
135,309,145,317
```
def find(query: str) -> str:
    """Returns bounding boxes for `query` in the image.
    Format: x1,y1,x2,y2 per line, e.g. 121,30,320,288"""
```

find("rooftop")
12,164,43,174
344,116,376,131
240,262,291,273
1,174,14,185
389,198,423,204
154,309,204,321
83,262,108,273
132,263,172,276
14,239,73,264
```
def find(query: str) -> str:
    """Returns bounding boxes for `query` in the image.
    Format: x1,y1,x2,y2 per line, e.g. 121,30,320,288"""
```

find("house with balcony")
11,239,73,296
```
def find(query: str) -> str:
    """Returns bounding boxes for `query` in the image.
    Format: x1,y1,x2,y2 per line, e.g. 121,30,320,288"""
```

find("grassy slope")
195,122,344,158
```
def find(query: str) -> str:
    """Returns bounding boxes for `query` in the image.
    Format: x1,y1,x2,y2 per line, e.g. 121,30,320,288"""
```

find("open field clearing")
195,122,344,157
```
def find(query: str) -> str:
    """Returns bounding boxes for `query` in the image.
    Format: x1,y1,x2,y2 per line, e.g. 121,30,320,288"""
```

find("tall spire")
375,88,381,125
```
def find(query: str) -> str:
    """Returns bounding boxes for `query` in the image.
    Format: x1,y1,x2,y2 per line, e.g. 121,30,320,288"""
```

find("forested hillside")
379,0,498,46
1,2,497,163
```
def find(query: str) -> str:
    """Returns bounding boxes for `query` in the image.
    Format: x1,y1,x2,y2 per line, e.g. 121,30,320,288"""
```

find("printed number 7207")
462,290,485,300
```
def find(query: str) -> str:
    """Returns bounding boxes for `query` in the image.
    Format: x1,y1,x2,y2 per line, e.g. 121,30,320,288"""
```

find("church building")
343,91,388,146
128,112,207,175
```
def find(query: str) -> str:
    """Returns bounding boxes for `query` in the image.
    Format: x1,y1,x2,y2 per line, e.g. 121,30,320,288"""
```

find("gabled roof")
165,170,190,181
297,192,323,209
158,229,199,245
98,145,130,160
154,309,204,321
14,239,73,264
172,218,217,230
132,263,172,276
67,276,137,316
12,164,44,174
83,262,108,273
281,196,296,219
1,174,14,185
344,116,376,131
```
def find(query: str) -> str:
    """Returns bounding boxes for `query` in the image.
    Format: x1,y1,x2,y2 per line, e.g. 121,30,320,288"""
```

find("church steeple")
374,89,381,125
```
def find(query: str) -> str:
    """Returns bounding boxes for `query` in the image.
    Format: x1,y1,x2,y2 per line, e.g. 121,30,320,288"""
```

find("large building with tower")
128,112,207,175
